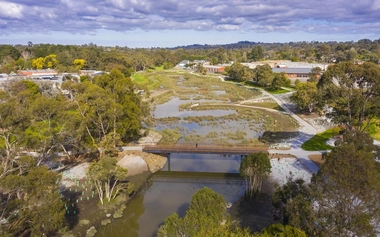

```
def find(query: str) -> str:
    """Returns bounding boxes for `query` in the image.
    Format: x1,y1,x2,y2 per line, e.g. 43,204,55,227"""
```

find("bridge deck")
142,144,268,155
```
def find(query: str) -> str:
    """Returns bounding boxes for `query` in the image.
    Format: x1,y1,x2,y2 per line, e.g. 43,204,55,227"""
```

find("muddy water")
94,153,247,237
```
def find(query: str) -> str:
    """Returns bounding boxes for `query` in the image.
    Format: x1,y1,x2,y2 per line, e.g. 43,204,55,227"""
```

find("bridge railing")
142,143,268,154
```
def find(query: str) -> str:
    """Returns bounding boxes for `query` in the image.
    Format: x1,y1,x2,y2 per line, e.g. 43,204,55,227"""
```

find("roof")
272,68,312,74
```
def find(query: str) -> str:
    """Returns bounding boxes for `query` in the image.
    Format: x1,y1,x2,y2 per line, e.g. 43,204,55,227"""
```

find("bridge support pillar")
168,153,171,172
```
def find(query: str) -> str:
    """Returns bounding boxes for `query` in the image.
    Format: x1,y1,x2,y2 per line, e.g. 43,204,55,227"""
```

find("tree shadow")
60,188,82,229
260,131,299,144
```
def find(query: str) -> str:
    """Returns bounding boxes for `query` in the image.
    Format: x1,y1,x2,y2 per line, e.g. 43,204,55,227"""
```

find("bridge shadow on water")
164,152,244,173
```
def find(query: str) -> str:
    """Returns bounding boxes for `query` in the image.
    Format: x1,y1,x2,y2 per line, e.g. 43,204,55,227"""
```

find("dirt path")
149,89,173,99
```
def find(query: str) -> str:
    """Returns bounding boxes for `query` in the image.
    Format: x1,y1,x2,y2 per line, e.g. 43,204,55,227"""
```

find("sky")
0,0,380,48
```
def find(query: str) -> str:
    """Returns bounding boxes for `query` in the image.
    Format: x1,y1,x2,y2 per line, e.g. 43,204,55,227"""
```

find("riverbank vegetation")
291,61,380,140
158,187,306,236
0,69,148,236
274,131,380,236
240,153,272,198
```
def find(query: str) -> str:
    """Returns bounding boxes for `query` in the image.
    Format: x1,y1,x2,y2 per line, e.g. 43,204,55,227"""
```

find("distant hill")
170,41,263,49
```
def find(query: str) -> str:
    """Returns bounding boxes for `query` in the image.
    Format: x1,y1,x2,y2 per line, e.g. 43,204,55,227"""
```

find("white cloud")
0,1,23,19
1,0,380,38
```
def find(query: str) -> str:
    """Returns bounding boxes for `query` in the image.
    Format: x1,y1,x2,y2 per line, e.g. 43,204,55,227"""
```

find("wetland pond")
153,96,298,144
93,73,299,237
94,91,298,237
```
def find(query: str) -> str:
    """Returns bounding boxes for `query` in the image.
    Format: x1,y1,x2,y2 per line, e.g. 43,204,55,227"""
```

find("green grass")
131,73,148,84
365,118,380,141
264,87,292,94
301,127,340,151
158,128,182,144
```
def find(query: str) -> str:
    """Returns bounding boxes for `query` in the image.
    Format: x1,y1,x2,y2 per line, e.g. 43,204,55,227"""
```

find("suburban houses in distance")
177,60,328,82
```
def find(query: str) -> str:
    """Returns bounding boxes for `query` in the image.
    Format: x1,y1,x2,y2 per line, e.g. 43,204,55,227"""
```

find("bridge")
142,144,268,155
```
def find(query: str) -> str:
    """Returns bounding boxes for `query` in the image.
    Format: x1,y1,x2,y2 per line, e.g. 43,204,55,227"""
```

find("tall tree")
240,152,271,197
275,133,380,236
290,81,323,113
157,187,228,237
318,61,380,131
226,62,252,82
312,139,380,236
1,166,66,236
253,64,274,87
248,45,264,61
87,156,132,205
272,72,291,89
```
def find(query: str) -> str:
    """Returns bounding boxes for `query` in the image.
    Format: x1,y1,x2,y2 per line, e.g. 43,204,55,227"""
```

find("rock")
117,154,149,176
101,219,111,225
138,130,162,144
142,153,167,173
86,226,97,237
118,151,167,174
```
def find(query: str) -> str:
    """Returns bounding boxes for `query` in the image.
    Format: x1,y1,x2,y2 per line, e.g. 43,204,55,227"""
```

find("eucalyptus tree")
0,166,66,236
273,132,380,236
157,187,228,237
240,152,271,197
253,64,274,87
272,72,291,89
311,139,380,236
226,62,252,82
61,69,143,155
290,81,323,114
318,61,380,131
248,45,264,61
87,156,132,205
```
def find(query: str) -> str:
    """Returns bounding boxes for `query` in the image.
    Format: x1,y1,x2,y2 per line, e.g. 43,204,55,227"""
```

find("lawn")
131,73,148,84
367,119,380,141
301,127,340,151
264,87,293,94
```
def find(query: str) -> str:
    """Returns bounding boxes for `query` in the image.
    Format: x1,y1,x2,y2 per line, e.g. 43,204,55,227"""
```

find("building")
18,69,58,79
79,70,104,76
272,68,311,79
203,65,226,73
176,60,190,69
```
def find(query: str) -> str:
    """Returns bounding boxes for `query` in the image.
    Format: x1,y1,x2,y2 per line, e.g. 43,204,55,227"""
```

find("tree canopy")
318,61,380,131
274,132,380,236
240,152,271,197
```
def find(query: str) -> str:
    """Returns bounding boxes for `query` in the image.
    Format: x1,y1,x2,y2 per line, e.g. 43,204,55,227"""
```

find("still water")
95,153,247,237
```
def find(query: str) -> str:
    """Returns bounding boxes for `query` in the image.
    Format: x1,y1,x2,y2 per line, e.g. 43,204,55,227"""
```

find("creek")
94,153,247,237
94,90,295,236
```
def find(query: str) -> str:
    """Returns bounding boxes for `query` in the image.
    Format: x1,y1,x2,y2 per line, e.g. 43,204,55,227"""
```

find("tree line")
290,61,380,132
1,38,380,75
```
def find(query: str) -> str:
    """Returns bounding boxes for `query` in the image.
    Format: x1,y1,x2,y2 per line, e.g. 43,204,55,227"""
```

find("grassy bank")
301,127,340,151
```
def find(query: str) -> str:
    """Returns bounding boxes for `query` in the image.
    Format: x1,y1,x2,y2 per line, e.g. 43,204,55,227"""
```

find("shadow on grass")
260,131,299,144
301,127,340,151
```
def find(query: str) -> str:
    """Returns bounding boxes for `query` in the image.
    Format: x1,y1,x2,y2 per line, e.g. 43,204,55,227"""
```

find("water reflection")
165,153,242,173
154,97,236,119
95,154,247,237
95,194,145,237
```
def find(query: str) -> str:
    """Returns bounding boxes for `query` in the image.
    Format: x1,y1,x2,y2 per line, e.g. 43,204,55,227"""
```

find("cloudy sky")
1,0,380,47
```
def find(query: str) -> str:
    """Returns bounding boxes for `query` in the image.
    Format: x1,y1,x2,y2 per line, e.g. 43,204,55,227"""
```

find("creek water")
94,153,247,237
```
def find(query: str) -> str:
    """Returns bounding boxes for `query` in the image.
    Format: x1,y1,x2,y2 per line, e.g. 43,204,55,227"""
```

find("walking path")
253,88,321,173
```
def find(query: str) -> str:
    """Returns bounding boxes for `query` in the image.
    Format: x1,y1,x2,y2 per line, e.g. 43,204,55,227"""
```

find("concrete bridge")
142,144,268,155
